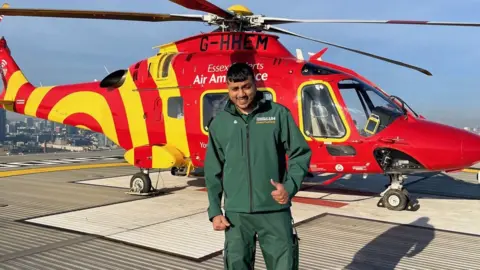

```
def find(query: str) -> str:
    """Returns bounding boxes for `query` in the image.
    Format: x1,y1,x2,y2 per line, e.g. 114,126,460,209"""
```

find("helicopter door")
161,91,189,156
300,82,347,140
151,52,189,156
299,81,363,163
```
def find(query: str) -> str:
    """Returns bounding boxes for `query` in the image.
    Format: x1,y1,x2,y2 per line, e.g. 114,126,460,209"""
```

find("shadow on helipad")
302,171,480,200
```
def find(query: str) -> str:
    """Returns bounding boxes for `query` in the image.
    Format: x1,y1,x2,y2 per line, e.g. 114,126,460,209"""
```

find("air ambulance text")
193,72,268,85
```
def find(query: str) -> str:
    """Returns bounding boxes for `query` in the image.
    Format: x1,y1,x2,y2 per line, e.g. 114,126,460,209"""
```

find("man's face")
227,75,257,110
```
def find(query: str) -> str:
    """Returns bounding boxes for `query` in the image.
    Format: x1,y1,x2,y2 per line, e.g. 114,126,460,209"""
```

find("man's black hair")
226,62,254,83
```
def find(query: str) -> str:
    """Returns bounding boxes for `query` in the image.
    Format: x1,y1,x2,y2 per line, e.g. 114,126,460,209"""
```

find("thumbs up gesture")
271,179,289,204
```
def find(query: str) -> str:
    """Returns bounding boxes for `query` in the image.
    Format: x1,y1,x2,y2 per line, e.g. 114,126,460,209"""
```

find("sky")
1,0,480,127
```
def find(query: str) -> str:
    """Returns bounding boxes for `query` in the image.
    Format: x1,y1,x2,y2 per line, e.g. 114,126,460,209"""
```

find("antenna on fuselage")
295,48,304,60
94,65,109,82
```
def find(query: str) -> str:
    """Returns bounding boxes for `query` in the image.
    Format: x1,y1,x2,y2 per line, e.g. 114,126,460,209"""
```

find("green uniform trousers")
223,208,299,270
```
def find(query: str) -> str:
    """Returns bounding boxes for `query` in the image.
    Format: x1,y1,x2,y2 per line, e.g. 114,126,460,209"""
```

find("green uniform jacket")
204,91,312,221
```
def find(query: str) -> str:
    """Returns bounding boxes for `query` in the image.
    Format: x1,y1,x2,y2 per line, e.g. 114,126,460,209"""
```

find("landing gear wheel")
130,172,152,194
377,173,419,211
382,189,408,211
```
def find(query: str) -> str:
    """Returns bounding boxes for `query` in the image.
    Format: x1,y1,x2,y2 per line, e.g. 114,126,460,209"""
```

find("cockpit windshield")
338,79,404,137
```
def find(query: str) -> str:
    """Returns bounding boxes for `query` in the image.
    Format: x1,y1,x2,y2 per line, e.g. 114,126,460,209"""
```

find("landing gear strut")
128,169,163,196
377,173,420,211
171,166,187,176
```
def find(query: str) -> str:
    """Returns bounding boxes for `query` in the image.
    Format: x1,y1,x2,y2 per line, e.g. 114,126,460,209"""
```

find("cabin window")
167,97,184,119
162,54,175,78
301,83,346,138
202,93,229,131
156,54,166,78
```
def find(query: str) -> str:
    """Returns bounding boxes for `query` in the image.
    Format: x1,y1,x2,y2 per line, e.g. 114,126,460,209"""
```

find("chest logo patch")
256,116,276,124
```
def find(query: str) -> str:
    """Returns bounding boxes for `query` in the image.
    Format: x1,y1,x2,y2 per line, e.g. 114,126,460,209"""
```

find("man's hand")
271,179,289,204
212,215,230,231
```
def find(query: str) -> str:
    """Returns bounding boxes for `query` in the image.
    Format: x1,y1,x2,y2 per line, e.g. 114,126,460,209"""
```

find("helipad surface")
25,172,335,261
1,152,480,269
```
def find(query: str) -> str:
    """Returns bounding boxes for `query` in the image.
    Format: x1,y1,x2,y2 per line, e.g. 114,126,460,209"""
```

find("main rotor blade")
0,7,205,22
170,0,234,19
263,17,480,27
265,25,432,76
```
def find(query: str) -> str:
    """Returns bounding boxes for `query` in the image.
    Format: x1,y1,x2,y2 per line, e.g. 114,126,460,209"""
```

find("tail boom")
0,36,131,148
20,81,132,149
0,36,35,111
0,36,189,171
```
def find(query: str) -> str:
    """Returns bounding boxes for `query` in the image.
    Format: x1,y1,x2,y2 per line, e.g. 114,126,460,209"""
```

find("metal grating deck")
4,214,480,270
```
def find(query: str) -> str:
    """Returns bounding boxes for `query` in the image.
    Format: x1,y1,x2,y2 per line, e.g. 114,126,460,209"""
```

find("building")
0,108,6,142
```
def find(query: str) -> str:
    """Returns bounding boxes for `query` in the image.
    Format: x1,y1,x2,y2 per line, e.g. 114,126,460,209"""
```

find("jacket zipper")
246,122,253,212
240,128,244,156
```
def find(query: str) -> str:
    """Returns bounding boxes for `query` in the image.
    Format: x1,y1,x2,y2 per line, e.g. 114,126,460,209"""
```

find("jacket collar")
224,91,268,116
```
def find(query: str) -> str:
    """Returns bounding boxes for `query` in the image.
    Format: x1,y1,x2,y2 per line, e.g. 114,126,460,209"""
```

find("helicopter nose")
461,131,480,166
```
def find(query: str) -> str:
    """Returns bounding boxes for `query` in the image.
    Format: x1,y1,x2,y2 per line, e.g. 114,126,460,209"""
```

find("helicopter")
0,0,480,212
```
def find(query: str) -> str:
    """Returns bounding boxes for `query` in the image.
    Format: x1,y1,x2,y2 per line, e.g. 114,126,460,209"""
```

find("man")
204,62,312,270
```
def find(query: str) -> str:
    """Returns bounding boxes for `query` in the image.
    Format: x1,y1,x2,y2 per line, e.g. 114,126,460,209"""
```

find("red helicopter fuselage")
1,32,479,177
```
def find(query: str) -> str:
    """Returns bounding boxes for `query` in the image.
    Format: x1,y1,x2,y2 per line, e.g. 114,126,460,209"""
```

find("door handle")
378,137,405,144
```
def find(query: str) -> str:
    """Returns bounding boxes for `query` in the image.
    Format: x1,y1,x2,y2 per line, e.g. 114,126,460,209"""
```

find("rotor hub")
227,5,253,16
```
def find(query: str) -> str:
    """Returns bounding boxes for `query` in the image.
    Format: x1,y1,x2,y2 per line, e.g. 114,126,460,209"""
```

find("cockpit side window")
301,83,346,138
339,81,371,133
338,79,403,137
